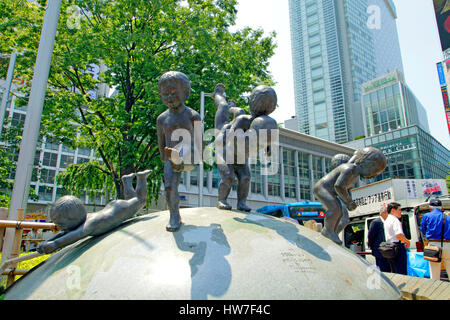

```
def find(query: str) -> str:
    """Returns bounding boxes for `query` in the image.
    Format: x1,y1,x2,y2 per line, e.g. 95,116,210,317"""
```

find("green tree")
1,0,276,202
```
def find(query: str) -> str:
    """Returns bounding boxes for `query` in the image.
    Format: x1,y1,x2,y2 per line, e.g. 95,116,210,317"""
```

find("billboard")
433,0,450,52
440,86,450,136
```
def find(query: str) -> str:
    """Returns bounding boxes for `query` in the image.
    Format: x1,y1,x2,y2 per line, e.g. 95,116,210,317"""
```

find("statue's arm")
229,106,246,118
212,84,228,109
37,227,87,254
334,167,357,210
46,230,66,242
157,117,166,161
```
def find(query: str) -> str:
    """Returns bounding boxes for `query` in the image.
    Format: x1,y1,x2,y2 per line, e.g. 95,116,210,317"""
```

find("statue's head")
158,71,191,110
353,147,387,179
50,196,87,232
331,154,351,170
249,85,277,117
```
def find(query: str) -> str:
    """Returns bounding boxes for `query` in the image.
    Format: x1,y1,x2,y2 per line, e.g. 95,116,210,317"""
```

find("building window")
312,156,323,184
250,161,263,195
59,155,74,168
78,147,91,156
11,112,26,127
45,137,59,151
283,149,297,199
62,144,75,154
267,162,281,197
190,167,198,187
212,168,220,189
40,168,56,184
38,186,53,202
42,152,58,167
76,157,90,164
298,152,311,200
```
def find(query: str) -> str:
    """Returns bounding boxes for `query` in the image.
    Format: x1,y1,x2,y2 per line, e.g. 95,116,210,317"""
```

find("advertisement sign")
433,0,450,52
444,59,450,85
421,181,443,197
352,187,394,215
405,180,418,199
437,62,446,86
440,86,450,136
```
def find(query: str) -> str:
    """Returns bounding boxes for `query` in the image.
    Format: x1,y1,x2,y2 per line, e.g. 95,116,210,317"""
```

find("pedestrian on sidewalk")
384,202,410,275
368,204,390,272
420,199,450,280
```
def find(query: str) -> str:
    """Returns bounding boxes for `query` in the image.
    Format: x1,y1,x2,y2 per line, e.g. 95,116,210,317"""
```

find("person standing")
420,199,450,280
368,204,390,272
383,202,410,274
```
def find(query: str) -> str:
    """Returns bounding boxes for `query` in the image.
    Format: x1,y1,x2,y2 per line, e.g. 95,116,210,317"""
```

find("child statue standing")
157,71,202,231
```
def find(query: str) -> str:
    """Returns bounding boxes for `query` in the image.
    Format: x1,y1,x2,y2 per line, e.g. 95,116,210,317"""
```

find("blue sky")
233,0,450,150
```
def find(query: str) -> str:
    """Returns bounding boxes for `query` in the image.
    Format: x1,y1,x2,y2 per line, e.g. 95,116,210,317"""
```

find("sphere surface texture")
5,207,401,300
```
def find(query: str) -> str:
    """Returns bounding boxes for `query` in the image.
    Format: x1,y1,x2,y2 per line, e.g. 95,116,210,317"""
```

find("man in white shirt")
383,202,410,274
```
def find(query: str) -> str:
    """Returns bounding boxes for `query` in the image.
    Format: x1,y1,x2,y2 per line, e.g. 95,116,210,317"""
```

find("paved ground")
383,273,450,300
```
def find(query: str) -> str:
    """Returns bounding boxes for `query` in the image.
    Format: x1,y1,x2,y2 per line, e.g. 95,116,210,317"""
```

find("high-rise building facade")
362,70,430,137
289,0,404,143
355,70,450,182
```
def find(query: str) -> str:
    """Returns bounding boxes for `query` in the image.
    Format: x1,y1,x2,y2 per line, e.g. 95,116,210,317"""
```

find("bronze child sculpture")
37,170,152,254
313,147,387,245
157,71,202,231
212,83,277,212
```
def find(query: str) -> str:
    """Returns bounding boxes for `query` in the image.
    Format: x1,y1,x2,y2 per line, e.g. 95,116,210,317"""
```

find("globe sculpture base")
4,207,400,300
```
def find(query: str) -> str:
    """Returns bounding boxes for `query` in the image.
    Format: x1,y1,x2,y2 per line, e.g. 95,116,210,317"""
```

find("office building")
345,125,449,182
343,70,449,182
362,70,429,136
289,0,404,143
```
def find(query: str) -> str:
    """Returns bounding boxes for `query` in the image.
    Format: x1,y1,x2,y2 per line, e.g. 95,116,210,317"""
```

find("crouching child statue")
313,147,387,245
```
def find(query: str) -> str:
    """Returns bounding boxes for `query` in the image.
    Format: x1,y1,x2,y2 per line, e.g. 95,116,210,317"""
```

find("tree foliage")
1,0,276,201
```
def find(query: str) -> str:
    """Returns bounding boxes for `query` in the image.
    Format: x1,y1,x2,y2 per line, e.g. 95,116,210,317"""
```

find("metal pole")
199,92,205,207
0,52,17,138
0,0,61,269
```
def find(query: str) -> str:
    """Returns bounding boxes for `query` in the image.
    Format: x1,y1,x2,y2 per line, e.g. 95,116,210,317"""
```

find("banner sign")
437,62,446,86
440,86,450,136
433,0,450,52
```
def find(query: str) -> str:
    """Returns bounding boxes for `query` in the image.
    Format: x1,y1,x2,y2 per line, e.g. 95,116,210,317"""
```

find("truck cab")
257,201,326,227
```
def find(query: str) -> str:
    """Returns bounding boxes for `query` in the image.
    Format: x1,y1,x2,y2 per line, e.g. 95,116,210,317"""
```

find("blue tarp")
407,251,430,278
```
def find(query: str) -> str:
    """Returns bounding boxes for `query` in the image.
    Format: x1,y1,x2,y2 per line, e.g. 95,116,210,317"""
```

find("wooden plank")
0,207,7,251
2,268,29,276
3,252,43,265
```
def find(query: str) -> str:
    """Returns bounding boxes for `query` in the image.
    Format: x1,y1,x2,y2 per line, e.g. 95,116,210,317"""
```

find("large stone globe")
4,207,400,300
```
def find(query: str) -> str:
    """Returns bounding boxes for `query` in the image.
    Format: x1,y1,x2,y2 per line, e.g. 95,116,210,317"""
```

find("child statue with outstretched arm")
157,71,202,231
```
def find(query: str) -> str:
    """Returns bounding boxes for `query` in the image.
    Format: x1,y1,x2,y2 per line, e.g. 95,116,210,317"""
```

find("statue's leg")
335,199,349,235
217,163,234,210
164,160,182,231
135,170,152,202
235,163,251,212
122,173,136,200
313,188,342,245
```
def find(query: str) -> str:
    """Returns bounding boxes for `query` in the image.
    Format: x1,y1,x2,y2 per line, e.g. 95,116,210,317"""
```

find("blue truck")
256,201,326,226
